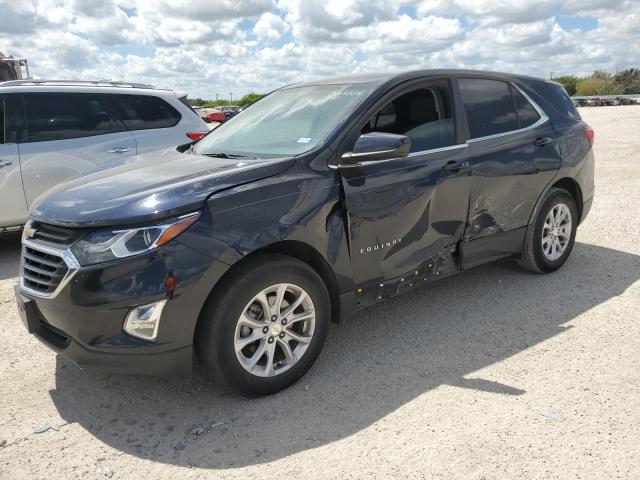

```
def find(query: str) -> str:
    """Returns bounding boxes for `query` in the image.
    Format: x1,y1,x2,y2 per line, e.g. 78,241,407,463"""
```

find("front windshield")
193,83,373,158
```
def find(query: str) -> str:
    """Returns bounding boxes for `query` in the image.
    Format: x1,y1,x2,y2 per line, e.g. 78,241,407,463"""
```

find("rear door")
0,93,28,227
338,79,472,301
17,92,138,206
457,77,562,249
110,94,188,154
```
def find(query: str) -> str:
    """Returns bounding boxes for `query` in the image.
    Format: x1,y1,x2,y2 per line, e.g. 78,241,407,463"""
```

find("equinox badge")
360,238,403,254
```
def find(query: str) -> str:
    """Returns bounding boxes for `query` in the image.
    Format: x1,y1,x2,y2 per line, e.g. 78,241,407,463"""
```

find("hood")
30,147,295,228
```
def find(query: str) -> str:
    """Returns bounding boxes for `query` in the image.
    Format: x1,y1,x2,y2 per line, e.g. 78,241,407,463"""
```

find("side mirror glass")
341,133,411,165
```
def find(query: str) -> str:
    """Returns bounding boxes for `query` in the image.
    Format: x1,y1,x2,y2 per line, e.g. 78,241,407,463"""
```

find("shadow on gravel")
49,242,640,469
0,232,21,281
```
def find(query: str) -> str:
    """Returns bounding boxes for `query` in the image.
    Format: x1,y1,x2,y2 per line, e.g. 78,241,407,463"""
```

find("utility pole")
229,92,233,103
549,71,555,80
215,94,219,101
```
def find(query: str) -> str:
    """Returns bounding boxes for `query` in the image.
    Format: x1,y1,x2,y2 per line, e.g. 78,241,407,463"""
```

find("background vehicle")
0,80,208,230
0,52,28,81
16,70,594,396
204,108,226,123
217,105,241,120
201,106,241,123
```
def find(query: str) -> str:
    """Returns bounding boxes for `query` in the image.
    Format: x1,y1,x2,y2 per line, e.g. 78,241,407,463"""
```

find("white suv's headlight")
70,212,199,266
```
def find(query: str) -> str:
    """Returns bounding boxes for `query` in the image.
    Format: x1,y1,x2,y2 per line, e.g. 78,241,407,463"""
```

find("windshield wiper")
203,152,247,159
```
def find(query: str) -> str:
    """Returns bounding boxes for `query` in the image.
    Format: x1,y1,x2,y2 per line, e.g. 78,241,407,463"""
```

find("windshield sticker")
329,89,364,98
297,137,311,144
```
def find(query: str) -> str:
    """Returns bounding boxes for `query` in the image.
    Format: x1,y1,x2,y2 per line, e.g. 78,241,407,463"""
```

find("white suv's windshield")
193,83,373,158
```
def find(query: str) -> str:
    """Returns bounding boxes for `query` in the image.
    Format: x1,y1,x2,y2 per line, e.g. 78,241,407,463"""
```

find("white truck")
0,52,29,82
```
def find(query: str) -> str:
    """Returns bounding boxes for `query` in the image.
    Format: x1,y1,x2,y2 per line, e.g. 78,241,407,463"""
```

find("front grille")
21,246,69,294
28,221,84,247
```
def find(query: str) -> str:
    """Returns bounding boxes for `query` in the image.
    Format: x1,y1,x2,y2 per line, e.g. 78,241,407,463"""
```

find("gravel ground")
1,106,639,480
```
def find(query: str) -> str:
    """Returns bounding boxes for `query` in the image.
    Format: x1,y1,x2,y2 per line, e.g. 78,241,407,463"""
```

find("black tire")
518,187,578,273
195,253,330,396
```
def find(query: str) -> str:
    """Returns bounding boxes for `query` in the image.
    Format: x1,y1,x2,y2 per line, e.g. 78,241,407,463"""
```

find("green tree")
614,68,640,94
237,92,264,107
196,93,264,108
575,71,623,96
552,76,578,96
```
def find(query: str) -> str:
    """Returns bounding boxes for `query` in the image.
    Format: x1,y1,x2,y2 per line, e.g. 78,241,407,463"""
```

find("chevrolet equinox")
16,70,595,395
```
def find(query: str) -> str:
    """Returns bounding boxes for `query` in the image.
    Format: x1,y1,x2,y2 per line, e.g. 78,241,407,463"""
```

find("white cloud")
132,0,275,21
0,0,639,97
252,12,290,41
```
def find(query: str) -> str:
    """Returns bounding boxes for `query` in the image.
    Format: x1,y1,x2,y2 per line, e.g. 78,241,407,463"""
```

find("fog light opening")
123,300,167,341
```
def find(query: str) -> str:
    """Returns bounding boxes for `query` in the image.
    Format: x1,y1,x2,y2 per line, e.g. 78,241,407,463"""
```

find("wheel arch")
256,240,342,324
550,177,583,223
194,240,343,348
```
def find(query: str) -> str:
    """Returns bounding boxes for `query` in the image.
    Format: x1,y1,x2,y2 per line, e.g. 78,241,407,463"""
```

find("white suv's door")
0,94,28,227
17,92,138,206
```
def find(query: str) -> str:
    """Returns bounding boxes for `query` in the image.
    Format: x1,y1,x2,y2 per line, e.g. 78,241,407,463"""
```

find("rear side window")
459,78,519,139
112,94,181,130
511,86,540,128
23,93,115,143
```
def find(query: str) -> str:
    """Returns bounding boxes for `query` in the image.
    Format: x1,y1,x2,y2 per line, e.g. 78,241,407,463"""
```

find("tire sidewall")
532,190,578,272
199,257,330,396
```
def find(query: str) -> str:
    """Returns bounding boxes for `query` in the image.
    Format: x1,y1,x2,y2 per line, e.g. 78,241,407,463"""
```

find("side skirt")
459,227,526,270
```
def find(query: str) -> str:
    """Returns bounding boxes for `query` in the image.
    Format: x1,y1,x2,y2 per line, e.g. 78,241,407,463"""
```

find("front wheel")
195,254,330,396
518,187,578,273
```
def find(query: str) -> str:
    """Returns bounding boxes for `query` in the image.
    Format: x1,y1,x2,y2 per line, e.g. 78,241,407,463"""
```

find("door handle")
533,137,552,147
443,160,469,171
0,159,12,168
106,147,131,154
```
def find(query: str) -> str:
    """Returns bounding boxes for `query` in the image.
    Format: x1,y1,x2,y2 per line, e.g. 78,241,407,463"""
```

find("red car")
204,108,226,123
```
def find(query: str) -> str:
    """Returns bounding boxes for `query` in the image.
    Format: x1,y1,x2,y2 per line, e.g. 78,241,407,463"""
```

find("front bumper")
17,286,192,375
16,234,230,377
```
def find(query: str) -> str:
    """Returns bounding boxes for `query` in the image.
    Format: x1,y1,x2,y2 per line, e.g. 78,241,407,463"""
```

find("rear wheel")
518,188,578,273
195,254,330,396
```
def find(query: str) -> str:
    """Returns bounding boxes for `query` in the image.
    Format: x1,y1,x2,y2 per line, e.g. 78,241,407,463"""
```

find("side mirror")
341,132,411,165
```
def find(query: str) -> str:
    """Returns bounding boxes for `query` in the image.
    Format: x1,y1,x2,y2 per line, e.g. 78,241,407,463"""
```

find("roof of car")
0,79,184,97
0,79,159,88
283,69,552,89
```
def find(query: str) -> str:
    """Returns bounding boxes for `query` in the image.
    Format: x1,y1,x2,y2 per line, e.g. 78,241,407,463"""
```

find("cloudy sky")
1,0,639,99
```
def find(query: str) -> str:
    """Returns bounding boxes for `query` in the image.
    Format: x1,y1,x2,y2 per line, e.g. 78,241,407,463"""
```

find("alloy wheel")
234,283,316,377
541,203,572,261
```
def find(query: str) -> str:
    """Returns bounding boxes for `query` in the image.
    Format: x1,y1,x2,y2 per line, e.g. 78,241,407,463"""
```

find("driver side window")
362,85,456,153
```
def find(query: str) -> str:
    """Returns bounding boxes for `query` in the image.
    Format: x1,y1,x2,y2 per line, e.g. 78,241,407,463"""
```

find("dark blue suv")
15,70,595,395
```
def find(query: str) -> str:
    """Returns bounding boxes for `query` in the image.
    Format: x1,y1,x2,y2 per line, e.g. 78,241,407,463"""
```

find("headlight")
70,212,199,266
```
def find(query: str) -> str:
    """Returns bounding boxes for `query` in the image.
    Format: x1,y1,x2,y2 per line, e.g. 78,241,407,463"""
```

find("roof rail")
0,79,156,89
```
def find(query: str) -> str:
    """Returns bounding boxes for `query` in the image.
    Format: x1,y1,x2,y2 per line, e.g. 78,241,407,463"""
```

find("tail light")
584,126,595,145
186,132,207,141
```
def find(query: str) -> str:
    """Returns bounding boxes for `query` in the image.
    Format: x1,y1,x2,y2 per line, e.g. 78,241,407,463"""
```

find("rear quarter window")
522,80,581,123
458,78,519,139
112,94,181,130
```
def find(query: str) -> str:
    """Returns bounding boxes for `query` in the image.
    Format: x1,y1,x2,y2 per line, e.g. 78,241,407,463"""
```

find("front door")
338,80,472,304
0,94,28,227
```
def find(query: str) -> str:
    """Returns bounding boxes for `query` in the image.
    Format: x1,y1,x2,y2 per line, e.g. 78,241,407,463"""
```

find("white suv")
0,80,208,230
